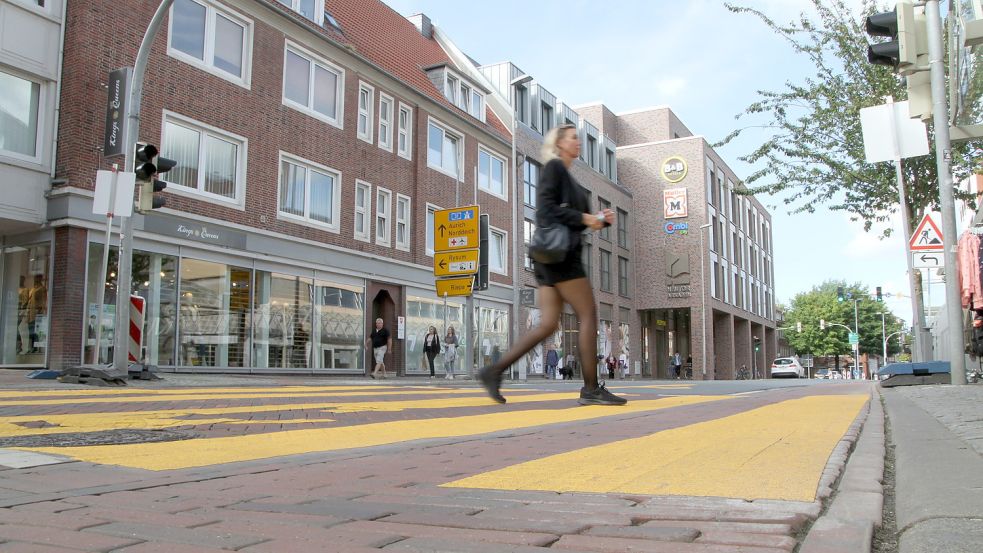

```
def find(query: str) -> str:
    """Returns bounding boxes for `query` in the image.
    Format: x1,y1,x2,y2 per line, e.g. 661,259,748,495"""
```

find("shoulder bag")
528,170,573,264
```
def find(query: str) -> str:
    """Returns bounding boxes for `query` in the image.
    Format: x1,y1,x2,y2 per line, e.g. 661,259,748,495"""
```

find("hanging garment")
957,231,981,308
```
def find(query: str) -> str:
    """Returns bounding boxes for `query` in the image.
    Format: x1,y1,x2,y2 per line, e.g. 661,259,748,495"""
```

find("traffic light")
474,214,490,291
837,287,845,302
820,319,826,330
753,336,761,352
876,286,883,302
134,142,175,212
865,1,932,120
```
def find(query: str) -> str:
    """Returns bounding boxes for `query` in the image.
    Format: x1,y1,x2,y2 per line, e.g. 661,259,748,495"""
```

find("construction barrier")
128,295,145,364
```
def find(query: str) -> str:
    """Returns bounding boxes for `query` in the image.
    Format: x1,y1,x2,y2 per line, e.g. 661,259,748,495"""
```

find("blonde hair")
541,124,577,160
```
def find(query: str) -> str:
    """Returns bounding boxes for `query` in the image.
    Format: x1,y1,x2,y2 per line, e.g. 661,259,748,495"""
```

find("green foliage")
783,280,904,356
720,0,982,234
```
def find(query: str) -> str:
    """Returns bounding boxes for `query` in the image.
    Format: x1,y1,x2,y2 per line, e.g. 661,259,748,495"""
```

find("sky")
382,0,924,324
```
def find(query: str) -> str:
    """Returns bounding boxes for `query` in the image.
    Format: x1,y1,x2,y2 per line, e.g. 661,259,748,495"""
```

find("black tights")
489,277,599,390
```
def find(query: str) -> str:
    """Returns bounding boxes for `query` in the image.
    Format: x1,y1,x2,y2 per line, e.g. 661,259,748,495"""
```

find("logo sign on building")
103,67,132,158
519,288,536,307
664,222,689,235
666,254,692,298
909,213,943,252
663,188,688,219
661,156,688,183
433,206,479,252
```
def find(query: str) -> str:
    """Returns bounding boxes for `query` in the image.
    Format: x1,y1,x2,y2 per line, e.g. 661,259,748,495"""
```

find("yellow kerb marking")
442,394,868,502
17,396,730,471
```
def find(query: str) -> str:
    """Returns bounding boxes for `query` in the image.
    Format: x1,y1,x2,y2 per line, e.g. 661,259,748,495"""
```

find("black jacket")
423,333,441,355
537,159,589,233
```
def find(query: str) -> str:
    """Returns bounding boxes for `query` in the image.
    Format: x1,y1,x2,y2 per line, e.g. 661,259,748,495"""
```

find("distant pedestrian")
565,352,577,380
605,354,617,379
545,348,559,379
477,124,626,406
443,326,458,379
365,318,391,379
619,352,628,379
423,326,441,378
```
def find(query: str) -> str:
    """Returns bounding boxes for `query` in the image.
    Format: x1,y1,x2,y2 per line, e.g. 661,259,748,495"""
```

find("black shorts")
534,247,586,286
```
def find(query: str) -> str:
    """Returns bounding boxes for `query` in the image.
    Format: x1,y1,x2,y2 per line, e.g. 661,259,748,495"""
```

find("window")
376,93,394,151
396,194,411,251
478,147,506,198
425,204,441,255
523,219,535,270
618,257,630,297
162,112,245,205
278,154,340,230
587,135,597,168
617,208,628,248
541,102,553,133
168,0,251,85
282,43,343,126
445,74,458,104
354,180,371,242
490,228,508,274
357,82,374,143
375,187,391,246
605,149,615,180
515,85,529,124
397,103,412,160
598,198,611,241
523,160,539,207
599,250,611,292
0,69,40,159
276,0,324,25
583,243,593,281
441,70,485,121
470,89,483,119
427,119,461,177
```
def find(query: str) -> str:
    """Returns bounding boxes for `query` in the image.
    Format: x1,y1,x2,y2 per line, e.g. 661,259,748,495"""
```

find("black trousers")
426,352,437,376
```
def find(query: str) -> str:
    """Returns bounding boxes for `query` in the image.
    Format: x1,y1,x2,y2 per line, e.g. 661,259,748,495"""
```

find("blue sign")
449,209,475,221
665,222,689,235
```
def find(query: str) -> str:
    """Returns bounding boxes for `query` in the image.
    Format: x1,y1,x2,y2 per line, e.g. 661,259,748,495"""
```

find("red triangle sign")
909,214,944,251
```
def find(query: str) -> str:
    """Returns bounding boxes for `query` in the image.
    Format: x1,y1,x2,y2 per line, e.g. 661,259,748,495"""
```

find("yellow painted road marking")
0,385,400,398
442,394,868,502
17,396,730,471
0,391,636,438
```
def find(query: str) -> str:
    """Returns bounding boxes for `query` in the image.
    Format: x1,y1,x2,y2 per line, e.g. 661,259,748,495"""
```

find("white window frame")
277,0,325,25
357,81,374,143
489,226,508,276
276,152,341,233
161,110,247,209
0,67,44,164
395,194,411,251
441,68,486,123
167,0,253,88
477,145,507,200
375,187,392,247
425,203,442,256
377,92,394,152
426,117,462,179
397,103,413,160
354,179,372,242
281,41,344,128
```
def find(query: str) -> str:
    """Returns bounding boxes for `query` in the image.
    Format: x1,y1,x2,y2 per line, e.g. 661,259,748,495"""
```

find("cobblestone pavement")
894,384,983,456
0,373,873,552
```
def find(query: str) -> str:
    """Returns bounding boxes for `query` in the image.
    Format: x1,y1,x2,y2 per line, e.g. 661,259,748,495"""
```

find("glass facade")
404,295,465,375
0,244,50,365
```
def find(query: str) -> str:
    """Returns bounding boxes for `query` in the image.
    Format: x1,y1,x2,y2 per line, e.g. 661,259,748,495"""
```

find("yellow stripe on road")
17,396,729,471
0,385,396,398
443,394,868,502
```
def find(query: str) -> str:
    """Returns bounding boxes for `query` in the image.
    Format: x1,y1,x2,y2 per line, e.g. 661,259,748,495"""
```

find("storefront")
0,241,52,366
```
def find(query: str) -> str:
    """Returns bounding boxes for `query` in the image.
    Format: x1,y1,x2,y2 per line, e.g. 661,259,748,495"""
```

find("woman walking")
478,124,626,406
443,326,459,380
423,326,441,378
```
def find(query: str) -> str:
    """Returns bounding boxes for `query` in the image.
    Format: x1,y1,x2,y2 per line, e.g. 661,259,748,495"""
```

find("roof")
324,0,510,142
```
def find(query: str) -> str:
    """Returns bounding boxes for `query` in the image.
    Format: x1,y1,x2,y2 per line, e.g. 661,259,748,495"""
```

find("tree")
784,280,904,357
719,0,981,233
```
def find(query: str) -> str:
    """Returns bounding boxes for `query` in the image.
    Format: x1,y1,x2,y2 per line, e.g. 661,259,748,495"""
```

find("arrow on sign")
439,259,448,269
919,254,940,265
438,224,447,237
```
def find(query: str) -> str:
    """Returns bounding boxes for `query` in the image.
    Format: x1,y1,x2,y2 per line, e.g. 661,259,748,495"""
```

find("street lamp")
698,223,712,378
509,74,533,380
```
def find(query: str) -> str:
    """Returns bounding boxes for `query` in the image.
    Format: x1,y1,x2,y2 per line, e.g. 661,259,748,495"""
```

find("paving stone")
353,493,524,510
239,539,382,553
382,536,553,552
823,491,882,527
0,542,85,553
380,511,588,535
583,524,701,542
641,519,794,536
185,507,349,528
228,500,396,520
0,523,141,551
798,516,873,553
697,530,797,551
552,534,788,552
334,520,558,547
110,542,233,553
193,519,400,547
83,521,266,550
0,509,111,531
475,507,633,527
76,507,221,529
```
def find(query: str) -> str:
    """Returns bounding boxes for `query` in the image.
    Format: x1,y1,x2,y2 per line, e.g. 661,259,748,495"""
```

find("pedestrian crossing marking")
0,385,398,398
442,394,868,502
16,396,730,471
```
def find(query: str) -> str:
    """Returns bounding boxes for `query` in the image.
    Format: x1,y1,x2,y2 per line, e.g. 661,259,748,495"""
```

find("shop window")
1,245,49,365
178,258,251,368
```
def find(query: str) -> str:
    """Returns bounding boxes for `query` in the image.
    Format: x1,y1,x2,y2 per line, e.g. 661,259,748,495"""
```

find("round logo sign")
664,222,689,235
662,156,688,183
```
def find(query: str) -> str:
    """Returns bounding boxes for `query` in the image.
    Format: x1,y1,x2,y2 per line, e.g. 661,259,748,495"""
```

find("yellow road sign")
434,249,479,277
434,205,479,252
435,276,475,297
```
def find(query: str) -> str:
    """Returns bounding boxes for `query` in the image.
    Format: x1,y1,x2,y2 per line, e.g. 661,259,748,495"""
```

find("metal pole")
113,0,175,372
882,312,888,362
926,0,966,384
854,299,860,379
510,91,521,382
93,166,119,364
699,223,711,378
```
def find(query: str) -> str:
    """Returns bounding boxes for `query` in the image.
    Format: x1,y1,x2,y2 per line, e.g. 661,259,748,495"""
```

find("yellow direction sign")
436,276,474,297
434,249,479,277
434,205,479,252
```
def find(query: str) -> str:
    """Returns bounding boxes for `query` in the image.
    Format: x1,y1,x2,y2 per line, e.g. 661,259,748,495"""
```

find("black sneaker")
478,366,506,404
578,382,627,406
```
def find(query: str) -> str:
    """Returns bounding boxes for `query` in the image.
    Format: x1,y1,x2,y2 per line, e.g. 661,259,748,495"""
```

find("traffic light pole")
925,1,966,384
854,299,861,379
113,0,175,373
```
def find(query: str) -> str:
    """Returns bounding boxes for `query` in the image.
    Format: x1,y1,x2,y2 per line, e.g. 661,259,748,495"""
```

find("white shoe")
445,374,453,380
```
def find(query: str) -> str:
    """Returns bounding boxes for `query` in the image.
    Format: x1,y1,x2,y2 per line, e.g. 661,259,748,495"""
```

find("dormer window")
435,68,485,123
277,0,324,26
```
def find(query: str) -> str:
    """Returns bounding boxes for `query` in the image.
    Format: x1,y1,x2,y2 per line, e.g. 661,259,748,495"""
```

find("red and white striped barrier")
128,295,145,364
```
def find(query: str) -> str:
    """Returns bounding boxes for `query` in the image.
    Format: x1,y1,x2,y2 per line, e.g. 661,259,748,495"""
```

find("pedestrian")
565,352,576,380
556,351,565,380
477,124,626,406
443,326,458,379
365,317,391,379
545,348,559,380
605,354,616,379
422,326,441,378
619,352,628,379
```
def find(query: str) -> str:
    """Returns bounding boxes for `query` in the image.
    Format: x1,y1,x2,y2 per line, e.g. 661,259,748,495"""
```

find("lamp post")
853,298,860,379
881,312,888,362
698,223,712,378
509,74,532,380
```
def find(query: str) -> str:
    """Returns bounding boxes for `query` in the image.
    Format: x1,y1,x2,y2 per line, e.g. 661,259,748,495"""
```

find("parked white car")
771,357,806,378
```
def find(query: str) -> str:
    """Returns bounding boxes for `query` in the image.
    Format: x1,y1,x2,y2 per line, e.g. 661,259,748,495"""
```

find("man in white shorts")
365,318,392,378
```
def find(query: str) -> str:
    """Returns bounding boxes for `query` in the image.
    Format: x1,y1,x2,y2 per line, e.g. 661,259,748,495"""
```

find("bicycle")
735,365,750,380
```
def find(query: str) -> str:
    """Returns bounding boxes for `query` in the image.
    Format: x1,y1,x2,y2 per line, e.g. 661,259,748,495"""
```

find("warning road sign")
434,250,479,277
909,214,943,251
434,206,479,253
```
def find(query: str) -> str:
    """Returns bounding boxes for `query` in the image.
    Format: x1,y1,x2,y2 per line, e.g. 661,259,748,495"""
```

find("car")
771,357,806,378
814,368,831,379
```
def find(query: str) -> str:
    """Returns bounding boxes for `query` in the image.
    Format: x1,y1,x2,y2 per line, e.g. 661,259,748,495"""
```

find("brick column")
734,317,751,379
49,227,88,371
764,326,777,377
713,312,735,379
